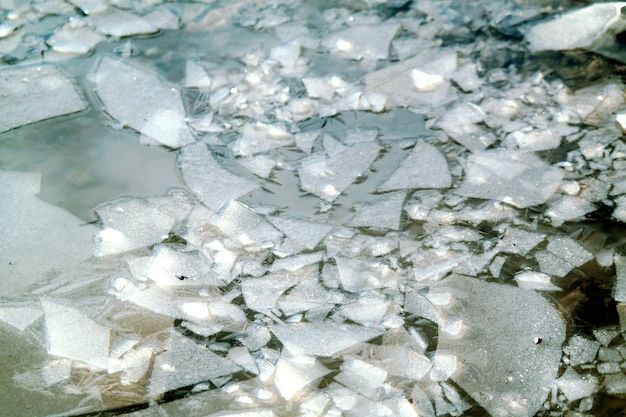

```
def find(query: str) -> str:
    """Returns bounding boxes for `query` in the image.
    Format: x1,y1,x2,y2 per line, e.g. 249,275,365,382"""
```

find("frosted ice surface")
364,50,457,109
41,298,111,370
242,275,297,312
335,256,378,293
348,191,406,230
0,304,43,331
204,410,276,417
437,103,495,152
270,322,383,357
90,9,158,37
298,142,380,202
184,60,211,88
179,143,261,212
495,227,545,256
147,330,241,398
211,200,282,247
94,197,176,257
144,245,222,287
546,195,596,226
120,347,153,386
274,355,330,400
47,25,105,54
294,130,320,153
427,275,565,417
268,216,332,250
456,149,563,208
67,0,106,15
0,64,87,133
372,345,431,381
566,335,601,366
613,255,626,303
523,2,626,51
339,299,390,326
0,171,96,296
91,55,194,148
514,271,561,291
545,236,593,271
232,122,293,157
41,359,72,387
144,6,181,30
270,252,324,272
237,155,278,178
380,142,450,192
335,359,387,400
322,21,400,61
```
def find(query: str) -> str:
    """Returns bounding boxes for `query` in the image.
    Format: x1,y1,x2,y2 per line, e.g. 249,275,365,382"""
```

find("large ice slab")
90,55,194,148
0,63,86,133
179,143,261,212
456,150,563,208
378,141,451,191
426,275,566,417
270,322,384,357
41,298,111,370
298,142,380,202
0,170,96,296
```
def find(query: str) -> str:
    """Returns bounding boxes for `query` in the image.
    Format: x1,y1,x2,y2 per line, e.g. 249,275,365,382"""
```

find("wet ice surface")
4,1,626,417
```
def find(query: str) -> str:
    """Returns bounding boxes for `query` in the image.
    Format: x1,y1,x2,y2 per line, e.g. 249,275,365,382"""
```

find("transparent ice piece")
427,275,566,417
298,142,380,202
41,359,72,387
335,359,387,400
91,9,158,37
147,330,241,398
211,200,282,247
184,60,211,88
270,252,324,272
242,275,297,313
179,143,261,212
294,130,320,153
0,64,87,133
237,155,278,178
270,322,383,357
372,345,431,381
535,236,594,278
339,298,390,327
456,149,563,208
0,171,96,296
120,347,153,386
514,271,561,291
347,191,406,231
323,21,400,61
232,122,293,157
94,197,176,257
274,354,330,400
41,298,111,370
91,55,194,148
144,245,222,287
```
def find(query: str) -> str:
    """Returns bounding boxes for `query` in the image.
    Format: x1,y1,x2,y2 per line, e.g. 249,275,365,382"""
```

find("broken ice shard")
211,199,282,247
268,216,333,250
232,122,294,157
322,21,400,61
0,170,96,296
270,322,383,357
144,244,222,287
0,304,43,331
274,355,330,400
179,142,261,212
425,275,566,417
0,63,87,133
94,197,176,257
147,330,241,398
90,55,194,148
378,141,451,191
348,191,406,230
298,142,380,202
41,298,111,370
90,9,158,38
456,149,563,208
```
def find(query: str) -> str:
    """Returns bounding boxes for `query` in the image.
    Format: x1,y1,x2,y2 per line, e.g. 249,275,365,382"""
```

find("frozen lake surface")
2,1,626,416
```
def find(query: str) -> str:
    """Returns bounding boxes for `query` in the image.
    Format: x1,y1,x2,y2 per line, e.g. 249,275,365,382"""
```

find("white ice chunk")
120,347,153,386
373,345,432,381
144,245,222,287
184,60,211,88
427,275,566,417
410,69,445,92
508,129,561,151
339,298,390,327
546,195,595,226
302,77,335,101
237,155,278,178
323,21,400,61
41,298,111,370
242,275,297,312
204,410,276,417
270,322,383,357
379,141,451,192
557,367,598,402
0,171,96,296
232,122,293,157
147,330,241,398
211,200,282,247
615,255,626,303
268,216,332,250
348,191,406,230
67,0,107,14
523,2,626,51
91,9,158,37
298,142,380,202
456,149,563,208
270,252,323,272
0,304,43,331
47,24,105,54
91,55,194,148
335,358,387,400
294,130,320,153
94,197,176,257
227,346,259,375
566,335,601,366
143,6,180,30
0,64,87,133
179,143,261,212
335,257,380,293
535,236,593,277
514,271,561,291
274,355,330,400
437,103,495,152
496,227,546,256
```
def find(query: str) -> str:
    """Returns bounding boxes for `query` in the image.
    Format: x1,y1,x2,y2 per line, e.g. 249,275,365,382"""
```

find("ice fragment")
0,304,43,331
323,22,400,61
335,359,387,400
91,10,158,38
514,271,561,291
557,367,598,402
274,355,330,400
268,216,332,250
211,200,282,247
348,191,406,230
566,335,601,366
